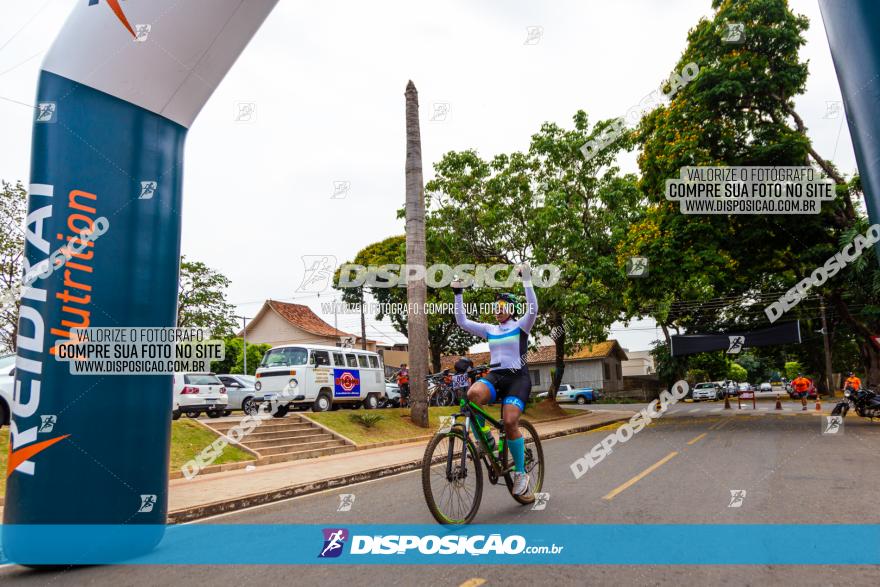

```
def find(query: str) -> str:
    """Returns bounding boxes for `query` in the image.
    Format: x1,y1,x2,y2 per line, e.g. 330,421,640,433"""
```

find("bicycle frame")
446,398,510,479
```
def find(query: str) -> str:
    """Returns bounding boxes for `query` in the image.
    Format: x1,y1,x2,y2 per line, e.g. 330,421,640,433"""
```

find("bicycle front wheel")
421,428,483,525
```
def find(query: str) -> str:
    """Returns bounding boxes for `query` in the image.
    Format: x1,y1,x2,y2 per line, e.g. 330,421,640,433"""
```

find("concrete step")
259,444,357,464
257,439,348,457
243,428,324,442
244,433,333,450
208,420,314,434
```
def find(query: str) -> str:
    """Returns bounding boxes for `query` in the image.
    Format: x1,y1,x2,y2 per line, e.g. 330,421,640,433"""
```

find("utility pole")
234,315,252,374
819,296,834,397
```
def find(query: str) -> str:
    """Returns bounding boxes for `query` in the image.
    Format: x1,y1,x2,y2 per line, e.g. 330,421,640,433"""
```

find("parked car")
759,382,773,393
0,353,15,429
382,382,401,407
172,372,227,420
217,374,258,415
692,382,722,401
738,382,754,394
254,344,386,414
537,384,600,405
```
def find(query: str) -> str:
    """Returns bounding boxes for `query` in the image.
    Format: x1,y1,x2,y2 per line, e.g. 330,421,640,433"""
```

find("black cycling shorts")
476,369,531,412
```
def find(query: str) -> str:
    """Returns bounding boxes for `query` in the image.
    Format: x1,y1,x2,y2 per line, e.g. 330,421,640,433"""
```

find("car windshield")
184,374,221,385
260,347,307,368
0,354,15,371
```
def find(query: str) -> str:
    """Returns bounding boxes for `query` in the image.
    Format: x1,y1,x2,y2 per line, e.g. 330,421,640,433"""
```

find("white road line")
689,408,701,413
711,408,723,412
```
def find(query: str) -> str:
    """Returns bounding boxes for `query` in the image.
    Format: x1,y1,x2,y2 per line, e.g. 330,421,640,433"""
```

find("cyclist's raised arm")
518,266,538,332
453,285,488,339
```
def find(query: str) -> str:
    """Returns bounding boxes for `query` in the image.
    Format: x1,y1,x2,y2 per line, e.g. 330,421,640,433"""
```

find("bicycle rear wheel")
503,419,545,504
421,428,483,524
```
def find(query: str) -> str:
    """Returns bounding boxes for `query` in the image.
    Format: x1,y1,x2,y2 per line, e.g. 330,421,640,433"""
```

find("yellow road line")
686,432,708,445
602,451,678,501
459,579,487,587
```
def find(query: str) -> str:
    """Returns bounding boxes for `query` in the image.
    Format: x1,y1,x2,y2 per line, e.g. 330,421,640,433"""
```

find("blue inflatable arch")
5,0,279,561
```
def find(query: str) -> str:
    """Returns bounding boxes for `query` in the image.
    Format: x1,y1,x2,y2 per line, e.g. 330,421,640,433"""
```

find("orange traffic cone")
815,396,821,411
801,396,807,411
775,395,782,410
724,394,731,409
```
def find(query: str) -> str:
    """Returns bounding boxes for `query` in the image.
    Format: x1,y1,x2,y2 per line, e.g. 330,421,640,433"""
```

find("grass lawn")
305,401,580,446
169,419,253,471
0,420,252,496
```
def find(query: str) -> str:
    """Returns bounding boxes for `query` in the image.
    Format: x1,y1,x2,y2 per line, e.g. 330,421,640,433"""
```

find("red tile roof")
251,300,375,343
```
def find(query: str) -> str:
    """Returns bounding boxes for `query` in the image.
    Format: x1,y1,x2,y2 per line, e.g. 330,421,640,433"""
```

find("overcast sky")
0,0,857,353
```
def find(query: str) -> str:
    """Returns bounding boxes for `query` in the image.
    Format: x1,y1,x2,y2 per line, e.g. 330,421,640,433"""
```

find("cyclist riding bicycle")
452,264,538,499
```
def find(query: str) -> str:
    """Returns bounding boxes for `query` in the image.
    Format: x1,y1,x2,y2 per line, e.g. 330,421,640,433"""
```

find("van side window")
310,350,330,366
346,354,358,367
332,353,345,366
357,355,369,368
368,356,379,369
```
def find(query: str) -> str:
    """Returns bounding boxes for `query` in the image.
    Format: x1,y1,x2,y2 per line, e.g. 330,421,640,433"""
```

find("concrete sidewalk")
168,409,634,523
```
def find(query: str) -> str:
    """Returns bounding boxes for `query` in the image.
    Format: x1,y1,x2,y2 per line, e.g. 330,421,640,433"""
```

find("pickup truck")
537,384,599,405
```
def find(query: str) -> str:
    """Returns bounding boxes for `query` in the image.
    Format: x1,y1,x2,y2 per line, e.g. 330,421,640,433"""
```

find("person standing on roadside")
397,363,410,407
792,373,811,410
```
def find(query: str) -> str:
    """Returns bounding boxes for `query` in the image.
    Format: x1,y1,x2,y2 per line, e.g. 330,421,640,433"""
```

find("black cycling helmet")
453,357,474,374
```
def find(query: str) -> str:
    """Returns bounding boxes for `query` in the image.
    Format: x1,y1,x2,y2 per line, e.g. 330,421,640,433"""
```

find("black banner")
670,321,801,356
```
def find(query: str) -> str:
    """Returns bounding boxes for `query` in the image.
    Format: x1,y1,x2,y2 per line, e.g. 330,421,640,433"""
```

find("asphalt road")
2,407,879,586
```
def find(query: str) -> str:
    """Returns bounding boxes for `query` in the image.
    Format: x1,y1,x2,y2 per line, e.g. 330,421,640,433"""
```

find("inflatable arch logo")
88,0,136,38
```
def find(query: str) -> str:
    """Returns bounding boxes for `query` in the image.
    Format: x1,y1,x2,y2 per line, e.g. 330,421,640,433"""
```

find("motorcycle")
831,385,880,419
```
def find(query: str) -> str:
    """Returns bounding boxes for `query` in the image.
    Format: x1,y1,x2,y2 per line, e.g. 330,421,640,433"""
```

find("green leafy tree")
784,361,802,380
688,350,730,381
334,235,479,371
210,336,270,375
0,180,27,353
727,363,747,382
177,257,236,336
619,0,876,387
426,112,641,398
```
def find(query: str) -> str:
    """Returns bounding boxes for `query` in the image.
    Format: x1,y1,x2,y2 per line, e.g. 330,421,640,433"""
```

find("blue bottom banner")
2,524,879,565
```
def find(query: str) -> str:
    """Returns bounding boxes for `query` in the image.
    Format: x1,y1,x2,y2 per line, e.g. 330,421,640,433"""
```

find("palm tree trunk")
404,80,429,427
359,288,367,350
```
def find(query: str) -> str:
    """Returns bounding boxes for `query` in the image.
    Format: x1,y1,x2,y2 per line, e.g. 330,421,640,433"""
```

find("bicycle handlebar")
424,362,500,380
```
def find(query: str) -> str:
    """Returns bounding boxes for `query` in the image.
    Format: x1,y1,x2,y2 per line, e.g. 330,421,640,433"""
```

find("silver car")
0,353,14,429
217,374,258,415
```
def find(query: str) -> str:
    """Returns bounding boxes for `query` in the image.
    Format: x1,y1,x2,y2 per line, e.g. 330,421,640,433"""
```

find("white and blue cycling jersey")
453,280,538,374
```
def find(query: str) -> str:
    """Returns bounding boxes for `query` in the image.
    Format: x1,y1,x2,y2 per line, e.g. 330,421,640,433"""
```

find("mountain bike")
426,371,455,407
421,362,545,524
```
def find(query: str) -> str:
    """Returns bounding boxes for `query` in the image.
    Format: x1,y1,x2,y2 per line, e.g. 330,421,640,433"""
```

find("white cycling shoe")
511,471,531,497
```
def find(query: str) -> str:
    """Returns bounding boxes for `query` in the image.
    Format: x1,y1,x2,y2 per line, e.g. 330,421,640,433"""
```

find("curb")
167,413,631,524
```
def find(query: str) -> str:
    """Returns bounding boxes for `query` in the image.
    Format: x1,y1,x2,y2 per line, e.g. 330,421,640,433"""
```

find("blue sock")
509,436,525,472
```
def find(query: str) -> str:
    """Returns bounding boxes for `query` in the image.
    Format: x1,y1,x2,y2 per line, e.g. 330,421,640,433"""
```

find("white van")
254,344,386,414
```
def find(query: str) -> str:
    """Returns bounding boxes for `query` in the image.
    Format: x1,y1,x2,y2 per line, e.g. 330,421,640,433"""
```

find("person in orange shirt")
844,371,862,393
396,363,410,406
791,373,811,410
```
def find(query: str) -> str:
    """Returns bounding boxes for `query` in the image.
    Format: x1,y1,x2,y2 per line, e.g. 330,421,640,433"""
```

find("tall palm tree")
404,80,429,427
